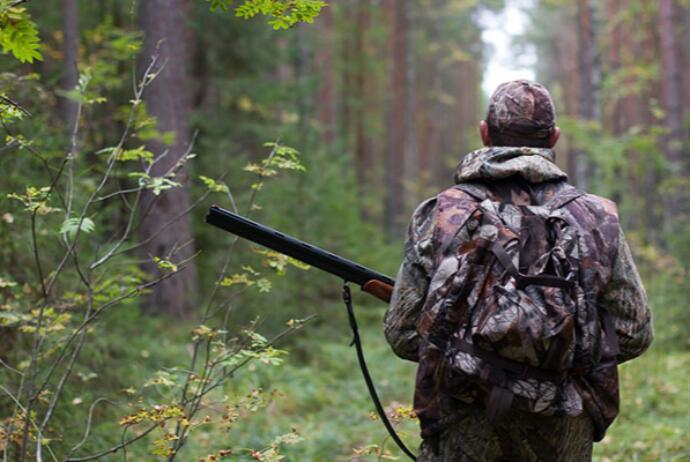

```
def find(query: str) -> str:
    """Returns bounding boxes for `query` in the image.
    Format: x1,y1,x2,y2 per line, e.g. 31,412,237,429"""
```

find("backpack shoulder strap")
545,183,586,211
432,184,484,262
454,182,491,202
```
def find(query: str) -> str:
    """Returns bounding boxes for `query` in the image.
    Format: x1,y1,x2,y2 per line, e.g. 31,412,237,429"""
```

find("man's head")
480,79,560,149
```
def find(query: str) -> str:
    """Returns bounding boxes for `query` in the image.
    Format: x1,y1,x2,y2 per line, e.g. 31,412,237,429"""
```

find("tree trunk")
354,0,373,189
659,0,685,166
314,4,336,145
682,5,690,137
60,0,79,130
658,0,687,230
575,0,601,189
607,0,622,136
383,0,407,238
339,1,354,147
138,0,198,319
403,1,417,210
637,0,662,240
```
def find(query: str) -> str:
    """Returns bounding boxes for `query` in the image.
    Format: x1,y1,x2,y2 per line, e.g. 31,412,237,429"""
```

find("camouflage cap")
486,80,556,141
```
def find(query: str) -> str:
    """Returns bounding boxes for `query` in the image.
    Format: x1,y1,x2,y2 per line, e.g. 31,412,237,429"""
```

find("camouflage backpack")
417,182,620,424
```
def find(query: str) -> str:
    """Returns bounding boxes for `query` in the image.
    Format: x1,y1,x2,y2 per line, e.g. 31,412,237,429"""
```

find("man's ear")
548,126,561,148
480,120,491,147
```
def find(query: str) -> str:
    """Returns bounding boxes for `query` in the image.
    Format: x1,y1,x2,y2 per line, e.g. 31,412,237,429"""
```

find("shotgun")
204,205,395,303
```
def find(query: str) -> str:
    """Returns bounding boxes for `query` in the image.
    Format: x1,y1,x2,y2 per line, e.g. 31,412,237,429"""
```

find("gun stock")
205,206,395,303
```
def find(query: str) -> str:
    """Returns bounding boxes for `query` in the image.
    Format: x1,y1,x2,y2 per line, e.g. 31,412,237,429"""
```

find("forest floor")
199,304,690,462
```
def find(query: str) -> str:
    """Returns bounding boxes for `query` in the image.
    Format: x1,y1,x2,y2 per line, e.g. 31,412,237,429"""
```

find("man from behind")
384,80,653,462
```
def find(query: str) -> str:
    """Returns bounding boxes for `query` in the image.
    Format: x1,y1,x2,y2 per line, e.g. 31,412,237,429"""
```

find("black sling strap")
342,283,417,461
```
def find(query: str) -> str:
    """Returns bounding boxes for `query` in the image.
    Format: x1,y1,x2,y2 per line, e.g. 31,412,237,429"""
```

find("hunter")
384,80,653,462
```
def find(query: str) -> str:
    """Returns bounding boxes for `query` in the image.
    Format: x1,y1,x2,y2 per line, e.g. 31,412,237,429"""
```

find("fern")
0,4,42,63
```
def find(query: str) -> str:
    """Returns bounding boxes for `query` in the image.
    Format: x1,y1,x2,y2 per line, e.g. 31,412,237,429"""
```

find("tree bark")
314,4,336,145
339,1,354,147
658,0,687,229
60,0,79,130
138,0,198,319
575,0,601,189
354,0,373,188
659,0,686,169
606,0,622,136
383,0,407,238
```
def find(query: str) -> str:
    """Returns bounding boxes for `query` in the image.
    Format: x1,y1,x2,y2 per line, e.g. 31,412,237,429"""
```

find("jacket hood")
454,146,568,184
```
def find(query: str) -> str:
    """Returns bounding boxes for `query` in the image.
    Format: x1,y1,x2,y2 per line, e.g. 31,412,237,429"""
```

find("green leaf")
60,217,95,238
0,6,43,63
153,257,178,272
97,145,154,163
199,175,229,193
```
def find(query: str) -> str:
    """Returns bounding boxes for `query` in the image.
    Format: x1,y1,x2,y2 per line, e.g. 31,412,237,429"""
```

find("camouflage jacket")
384,147,653,447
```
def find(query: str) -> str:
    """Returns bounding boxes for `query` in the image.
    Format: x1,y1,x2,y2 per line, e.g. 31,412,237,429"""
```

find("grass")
594,347,690,461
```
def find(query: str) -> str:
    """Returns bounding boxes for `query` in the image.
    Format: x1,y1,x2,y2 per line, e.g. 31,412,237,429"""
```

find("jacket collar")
454,146,568,184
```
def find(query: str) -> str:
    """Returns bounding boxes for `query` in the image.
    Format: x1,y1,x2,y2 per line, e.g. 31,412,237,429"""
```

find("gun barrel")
205,206,395,288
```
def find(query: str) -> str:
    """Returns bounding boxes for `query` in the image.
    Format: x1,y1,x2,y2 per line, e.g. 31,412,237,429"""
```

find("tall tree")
314,14,335,140
403,1,417,214
575,0,601,188
383,0,408,237
658,0,686,165
138,0,198,319
353,0,373,189
60,0,79,129
658,0,687,229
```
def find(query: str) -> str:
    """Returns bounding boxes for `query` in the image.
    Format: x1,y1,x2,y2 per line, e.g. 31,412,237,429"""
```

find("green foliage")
7,185,60,214
59,216,95,238
0,1,42,63
97,145,155,163
219,266,272,292
0,94,27,124
206,0,326,29
199,175,230,193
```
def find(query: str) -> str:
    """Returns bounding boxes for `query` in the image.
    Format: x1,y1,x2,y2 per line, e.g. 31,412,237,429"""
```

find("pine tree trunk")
339,1,354,146
575,0,600,189
354,0,373,189
138,0,198,319
607,0,622,136
403,1,417,211
60,0,79,130
659,0,685,168
383,0,407,237
315,4,336,145
658,0,687,229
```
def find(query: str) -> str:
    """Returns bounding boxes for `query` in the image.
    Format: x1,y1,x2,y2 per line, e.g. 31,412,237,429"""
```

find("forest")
0,0,689,460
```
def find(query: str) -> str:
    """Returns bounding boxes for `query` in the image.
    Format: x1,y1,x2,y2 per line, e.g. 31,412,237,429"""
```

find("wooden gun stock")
362,280,394,303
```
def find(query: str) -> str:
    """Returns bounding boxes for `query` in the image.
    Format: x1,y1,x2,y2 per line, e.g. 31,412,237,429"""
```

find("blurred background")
1,0,689,460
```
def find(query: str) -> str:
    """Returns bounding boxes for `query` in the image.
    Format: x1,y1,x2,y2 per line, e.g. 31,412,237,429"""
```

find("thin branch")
0,94,31,116
0,358,23,376
64,398,116,459
64,423,159,462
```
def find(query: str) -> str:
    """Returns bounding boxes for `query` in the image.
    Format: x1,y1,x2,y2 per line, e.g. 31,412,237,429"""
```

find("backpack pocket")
472,283,576,370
